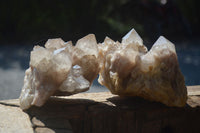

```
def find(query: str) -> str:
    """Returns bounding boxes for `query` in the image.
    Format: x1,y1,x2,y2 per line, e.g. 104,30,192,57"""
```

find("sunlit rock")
19,35,100,110
98,28,187,107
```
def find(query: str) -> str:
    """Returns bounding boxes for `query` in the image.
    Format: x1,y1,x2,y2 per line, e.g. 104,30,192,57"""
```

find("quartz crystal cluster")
98,29,187,107
19,28,187,109
19,34,100,110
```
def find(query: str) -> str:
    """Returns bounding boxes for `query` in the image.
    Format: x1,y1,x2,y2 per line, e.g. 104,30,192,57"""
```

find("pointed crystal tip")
122,28,143,45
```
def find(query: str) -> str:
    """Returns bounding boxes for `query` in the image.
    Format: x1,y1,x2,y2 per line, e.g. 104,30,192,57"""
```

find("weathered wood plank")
187,85,200,95
0,85,200,133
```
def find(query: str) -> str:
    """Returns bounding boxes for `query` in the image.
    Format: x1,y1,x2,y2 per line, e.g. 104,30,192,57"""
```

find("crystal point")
45,38,65,49
75,34,98,58
122,28,143,46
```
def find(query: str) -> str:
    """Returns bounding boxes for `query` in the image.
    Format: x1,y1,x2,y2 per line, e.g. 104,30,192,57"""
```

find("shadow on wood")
1,86,200,133
23,92,200,133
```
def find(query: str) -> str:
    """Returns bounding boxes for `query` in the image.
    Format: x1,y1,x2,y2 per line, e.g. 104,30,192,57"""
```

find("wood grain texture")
0,85,200,133
187,85,200,95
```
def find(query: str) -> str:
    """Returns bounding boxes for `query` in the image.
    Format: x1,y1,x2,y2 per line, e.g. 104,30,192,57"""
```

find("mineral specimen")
98,28,187,107
19,28,187,109
19,35,100,110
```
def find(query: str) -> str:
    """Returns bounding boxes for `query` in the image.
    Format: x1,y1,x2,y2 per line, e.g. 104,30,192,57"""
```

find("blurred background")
0,0,199,100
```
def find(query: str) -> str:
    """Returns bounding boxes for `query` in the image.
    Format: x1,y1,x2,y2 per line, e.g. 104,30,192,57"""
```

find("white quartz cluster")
19,34,99,110
98,28,187,107
19,28,187,109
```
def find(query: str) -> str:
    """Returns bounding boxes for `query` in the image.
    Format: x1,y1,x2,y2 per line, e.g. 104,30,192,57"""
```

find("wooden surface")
0,85,200,133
